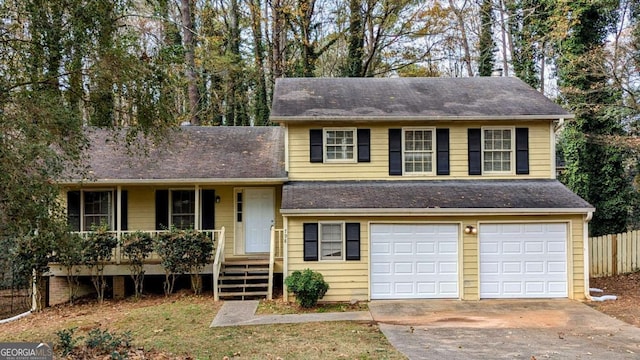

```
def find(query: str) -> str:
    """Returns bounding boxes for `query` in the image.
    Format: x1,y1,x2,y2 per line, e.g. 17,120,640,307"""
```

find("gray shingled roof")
270,77,572,121
281,180,593,213
66,126,286,183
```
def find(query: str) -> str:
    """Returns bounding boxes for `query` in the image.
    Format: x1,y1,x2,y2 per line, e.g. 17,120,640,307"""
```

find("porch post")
116,186,122,264
194,185,200,230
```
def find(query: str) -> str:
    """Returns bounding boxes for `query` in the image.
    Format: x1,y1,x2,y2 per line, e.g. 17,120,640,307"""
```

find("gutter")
272,114,575,123
280,207,595,216
59,177,289,186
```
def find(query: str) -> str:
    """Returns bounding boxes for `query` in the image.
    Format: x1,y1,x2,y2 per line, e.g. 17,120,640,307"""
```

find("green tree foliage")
557,0,634,236
478,0,496,76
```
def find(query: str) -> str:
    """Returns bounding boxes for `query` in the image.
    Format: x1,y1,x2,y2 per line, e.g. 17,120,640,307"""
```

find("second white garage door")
480,223,568,298
370,224,459,299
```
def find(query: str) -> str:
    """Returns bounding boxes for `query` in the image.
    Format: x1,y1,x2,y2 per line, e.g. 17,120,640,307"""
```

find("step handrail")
268,225,276,300
213,226,226,301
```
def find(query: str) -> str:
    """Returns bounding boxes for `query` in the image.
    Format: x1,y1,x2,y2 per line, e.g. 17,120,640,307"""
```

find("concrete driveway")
369,299,640,359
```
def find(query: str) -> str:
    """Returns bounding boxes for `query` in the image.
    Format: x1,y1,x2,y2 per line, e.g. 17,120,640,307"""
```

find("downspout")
584,211,593,300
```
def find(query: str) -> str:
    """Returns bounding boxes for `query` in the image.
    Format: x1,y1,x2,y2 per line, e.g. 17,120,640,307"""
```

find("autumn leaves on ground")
0,294,404,359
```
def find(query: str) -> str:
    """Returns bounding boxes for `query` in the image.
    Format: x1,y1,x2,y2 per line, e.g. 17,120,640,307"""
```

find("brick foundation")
48,276,95,306
113,276,125,300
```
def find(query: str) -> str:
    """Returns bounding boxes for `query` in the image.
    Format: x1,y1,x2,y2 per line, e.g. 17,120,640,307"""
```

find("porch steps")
217,259,270,300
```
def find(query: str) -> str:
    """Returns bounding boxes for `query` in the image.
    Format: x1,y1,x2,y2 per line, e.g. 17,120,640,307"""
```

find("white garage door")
370,224,459,299
480,223,568,298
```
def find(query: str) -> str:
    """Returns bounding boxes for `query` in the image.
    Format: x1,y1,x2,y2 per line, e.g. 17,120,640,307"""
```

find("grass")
0,294,405,359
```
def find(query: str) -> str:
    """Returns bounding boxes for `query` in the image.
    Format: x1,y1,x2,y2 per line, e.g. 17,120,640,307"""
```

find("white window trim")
319,222,345,261
402,127,436,176
78,189,115,232
169,189,196,229
481,126,515,175
323,128,357,163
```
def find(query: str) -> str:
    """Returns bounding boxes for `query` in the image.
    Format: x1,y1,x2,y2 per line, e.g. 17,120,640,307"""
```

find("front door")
244,188,274,253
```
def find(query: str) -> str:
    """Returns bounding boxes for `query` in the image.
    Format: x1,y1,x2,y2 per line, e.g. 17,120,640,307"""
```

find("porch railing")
71,229,221,265
268,227,285,300
212,226,226,301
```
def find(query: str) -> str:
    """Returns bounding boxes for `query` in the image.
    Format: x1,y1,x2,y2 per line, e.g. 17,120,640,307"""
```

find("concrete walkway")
210,300,373,327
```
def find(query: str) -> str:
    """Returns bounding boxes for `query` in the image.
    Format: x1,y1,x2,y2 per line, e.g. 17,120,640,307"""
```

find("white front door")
244,188,274,253
479,223,568,298
370,224,459,299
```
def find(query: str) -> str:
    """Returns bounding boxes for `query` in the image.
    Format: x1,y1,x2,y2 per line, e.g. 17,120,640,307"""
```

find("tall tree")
342,0,364,76
478,0,496,76
558,0,633,236
180,0,200,125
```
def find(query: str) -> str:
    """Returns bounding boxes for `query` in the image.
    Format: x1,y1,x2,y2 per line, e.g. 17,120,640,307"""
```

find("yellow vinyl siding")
126,187,155,230
286,121,553,180
286,214,587,302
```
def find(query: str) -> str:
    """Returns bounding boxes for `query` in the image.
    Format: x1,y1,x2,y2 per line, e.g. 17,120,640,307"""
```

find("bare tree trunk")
271,0,286,79
248,0,269,124
540,40,545,94
181,0,199,125
448,0,474,77
499,0,509,76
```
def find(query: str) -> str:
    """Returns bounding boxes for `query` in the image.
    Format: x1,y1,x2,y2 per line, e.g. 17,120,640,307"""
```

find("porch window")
67,190,114,231
483,128,513,173
171,190,195,229
324,129,355,162
320,223,343,260
403,128,434,174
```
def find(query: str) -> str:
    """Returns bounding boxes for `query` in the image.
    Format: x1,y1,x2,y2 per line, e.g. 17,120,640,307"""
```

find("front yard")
0,294,404,359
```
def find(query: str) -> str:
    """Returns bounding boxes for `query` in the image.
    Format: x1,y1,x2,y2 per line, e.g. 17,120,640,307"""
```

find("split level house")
49,77,594,306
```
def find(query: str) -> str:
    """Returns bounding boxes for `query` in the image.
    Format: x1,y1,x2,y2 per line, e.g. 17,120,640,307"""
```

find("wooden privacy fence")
589,230,640,277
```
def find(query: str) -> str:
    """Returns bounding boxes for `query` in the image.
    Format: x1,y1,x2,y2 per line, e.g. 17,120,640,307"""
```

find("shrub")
84,223,118,303
55,327,80,356
122,231,154,298
284,269,329,308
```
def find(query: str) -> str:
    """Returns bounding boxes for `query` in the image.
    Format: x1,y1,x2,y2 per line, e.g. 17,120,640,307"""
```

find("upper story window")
324,129,356,162
171,190,195,229
403,128,434,174
483,128,513,173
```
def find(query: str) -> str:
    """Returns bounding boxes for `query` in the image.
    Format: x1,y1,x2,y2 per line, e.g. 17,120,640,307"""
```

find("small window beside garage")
303,222,361,261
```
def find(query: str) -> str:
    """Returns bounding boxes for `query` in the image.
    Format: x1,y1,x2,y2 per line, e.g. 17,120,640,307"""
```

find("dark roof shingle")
281,180,593,212
70,126,286,182
271,77,572,120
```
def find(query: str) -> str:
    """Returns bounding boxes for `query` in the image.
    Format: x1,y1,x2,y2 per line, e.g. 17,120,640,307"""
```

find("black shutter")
468,128,482,175
357,129,370,162
201,190,216,230
155,190,169,230
515,128,530,175
345,223,360,260
436,129,450,175
120,190,128,231
310,129,323,163
67,191,81,231
303,223,318,261
389,129,402,175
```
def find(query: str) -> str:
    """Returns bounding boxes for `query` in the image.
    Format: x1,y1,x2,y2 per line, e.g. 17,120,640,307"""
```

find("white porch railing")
71,229,221,265
212,226,226,301
268,227,285,300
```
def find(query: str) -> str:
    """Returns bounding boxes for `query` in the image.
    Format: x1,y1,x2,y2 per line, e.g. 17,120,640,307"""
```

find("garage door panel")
480,223,567,299
371,224,459,299
416,242,436,254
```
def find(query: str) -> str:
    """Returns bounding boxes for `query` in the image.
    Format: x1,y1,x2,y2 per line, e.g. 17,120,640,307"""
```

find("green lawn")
0,295,405,359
